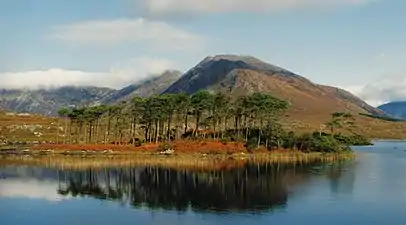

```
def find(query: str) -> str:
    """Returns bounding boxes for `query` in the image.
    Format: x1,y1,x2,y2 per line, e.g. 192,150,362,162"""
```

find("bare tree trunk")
56,118,60,144
94,119,99,144
213,121,217,140
105,118,111,145
194,113,200,137
88,122,93,144
184,114,188,134
155,120,160,144
84,123,87,144
68,120,72,144
167,115,172,141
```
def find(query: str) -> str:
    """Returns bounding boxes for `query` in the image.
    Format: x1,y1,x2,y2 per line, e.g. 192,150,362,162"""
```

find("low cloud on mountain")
0,57,178,89
343,75,406,106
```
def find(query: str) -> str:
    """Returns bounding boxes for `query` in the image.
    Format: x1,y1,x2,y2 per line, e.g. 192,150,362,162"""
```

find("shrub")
245,137,259,152
333,133,372,146
134,139,143,147
220,138,229,145
157,142,173,152
295,133,350,153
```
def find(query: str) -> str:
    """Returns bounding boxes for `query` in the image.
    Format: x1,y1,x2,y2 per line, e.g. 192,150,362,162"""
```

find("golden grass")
0,151,355,171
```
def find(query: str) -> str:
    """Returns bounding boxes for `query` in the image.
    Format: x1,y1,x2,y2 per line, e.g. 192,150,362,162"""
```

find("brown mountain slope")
219,69,364,120
218,69,406,138
165,55,380,117
163,55,405,138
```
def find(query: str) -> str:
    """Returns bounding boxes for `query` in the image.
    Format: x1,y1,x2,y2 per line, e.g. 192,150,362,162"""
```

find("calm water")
1,141,406,225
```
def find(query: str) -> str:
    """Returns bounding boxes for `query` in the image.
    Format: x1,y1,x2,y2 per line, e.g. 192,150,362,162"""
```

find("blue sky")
1,0,406,105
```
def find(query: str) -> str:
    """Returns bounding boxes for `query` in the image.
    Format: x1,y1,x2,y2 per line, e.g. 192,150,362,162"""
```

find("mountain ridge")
378,101,406,119
163,54,382,119
0,70,181,115
102,70,182,104
0,54,383,121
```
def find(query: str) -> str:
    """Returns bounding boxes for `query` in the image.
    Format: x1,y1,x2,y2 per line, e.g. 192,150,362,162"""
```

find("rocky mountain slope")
102,70,181,104
164,55,383,120
378,101,406,119
0,86,114,116
0,70,181,115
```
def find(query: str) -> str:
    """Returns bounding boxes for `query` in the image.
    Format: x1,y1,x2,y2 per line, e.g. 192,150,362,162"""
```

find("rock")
159,149,175,155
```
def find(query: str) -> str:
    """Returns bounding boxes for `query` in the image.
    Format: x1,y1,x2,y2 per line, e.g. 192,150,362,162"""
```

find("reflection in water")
54,163,350,213
6,142,406,225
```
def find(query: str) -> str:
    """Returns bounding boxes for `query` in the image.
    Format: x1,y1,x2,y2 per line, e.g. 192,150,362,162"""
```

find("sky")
1,0,406,106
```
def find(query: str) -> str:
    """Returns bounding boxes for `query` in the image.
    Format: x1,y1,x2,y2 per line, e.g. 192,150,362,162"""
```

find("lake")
1,141,406,225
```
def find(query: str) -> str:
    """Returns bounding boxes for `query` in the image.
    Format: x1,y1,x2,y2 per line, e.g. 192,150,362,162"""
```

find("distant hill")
0,86,115,116
0,70,181,115
378,102,406,119
102,70,182,104
163,55,383,123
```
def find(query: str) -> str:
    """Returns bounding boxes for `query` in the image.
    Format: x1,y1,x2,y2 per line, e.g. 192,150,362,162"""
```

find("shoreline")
0,152,355,172
0,153,355,171
0,140,356,171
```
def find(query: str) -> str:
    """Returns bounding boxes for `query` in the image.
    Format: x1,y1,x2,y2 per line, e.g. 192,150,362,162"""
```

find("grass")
281,114,406,139
0,151,355,171
2,106,406,143
31,140,247,154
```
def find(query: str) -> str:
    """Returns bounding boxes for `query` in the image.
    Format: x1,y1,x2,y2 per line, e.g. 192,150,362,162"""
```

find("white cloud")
141,0,372,15
340,75,406,107
0,57,178,89
0,179,70,202
49,18,204,50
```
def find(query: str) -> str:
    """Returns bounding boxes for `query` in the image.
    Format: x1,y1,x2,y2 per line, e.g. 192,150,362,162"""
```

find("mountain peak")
203,54,258,62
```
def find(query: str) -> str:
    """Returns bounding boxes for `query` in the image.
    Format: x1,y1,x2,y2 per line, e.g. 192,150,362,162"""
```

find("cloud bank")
49,18,204,50
342,75,406,107
141,0,372,15
0,57,178,89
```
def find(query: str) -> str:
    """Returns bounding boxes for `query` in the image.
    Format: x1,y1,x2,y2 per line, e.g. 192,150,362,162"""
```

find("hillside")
0,111,58,145
102,70,182,104
164,55,382,119
0,71,182,115
0,86,115,116
161,55,406,138
378,102,406,119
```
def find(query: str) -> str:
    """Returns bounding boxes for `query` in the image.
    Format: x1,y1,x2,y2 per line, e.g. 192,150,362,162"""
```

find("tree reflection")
56,163,336,213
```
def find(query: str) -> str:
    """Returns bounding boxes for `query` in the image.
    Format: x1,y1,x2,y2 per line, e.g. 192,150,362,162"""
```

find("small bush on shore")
332,133,372,146
157,142,173,152
244,130,361,153
245,137,259,152
295,134,350,153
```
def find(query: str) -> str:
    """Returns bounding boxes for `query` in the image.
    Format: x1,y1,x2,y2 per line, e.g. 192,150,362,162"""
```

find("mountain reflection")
55,163,334,213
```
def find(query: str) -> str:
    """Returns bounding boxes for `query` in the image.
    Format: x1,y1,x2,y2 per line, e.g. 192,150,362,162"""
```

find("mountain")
0,86,115,116
378,102,406,119
164,54,384,123
0,70,181,115
102,70,182,104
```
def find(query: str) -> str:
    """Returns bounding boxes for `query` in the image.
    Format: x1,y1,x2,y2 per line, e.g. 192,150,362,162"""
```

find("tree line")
58,91,289,149
57,91,367,152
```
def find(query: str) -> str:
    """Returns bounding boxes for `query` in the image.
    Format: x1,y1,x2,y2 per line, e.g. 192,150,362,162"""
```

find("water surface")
1,141,406,225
